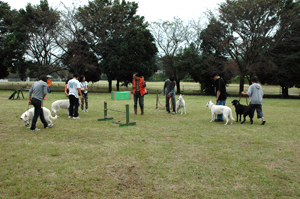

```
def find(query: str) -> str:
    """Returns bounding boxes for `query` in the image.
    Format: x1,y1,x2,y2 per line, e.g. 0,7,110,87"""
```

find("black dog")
231,100,253,124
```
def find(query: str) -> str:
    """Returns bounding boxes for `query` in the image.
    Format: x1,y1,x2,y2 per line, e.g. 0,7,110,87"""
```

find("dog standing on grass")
21,107,57,127
231,99,253,124
206,100,234,125
176,94,186,114
51,99,70,116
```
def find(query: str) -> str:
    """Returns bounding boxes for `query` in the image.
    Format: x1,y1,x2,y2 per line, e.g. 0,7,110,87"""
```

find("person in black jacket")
211,72,227,122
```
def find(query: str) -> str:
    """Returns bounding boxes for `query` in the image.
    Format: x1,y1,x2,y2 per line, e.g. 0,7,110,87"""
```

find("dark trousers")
249,104,264,119
81,93,88,110
30,98,48,130
134,91,144,108
69,95,79,117
166,93,175,112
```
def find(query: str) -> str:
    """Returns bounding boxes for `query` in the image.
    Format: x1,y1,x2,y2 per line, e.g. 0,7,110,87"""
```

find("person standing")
163,77,176,114
47,76,52,93
211,72,227,122
80,75,89,112
67,73,82,119
28,75,53,131
242,77,266,125
132,73,146,115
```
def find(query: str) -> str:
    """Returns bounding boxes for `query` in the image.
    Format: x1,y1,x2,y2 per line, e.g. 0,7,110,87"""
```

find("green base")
119,122,136,127
98,117,114,121
98,118,136,127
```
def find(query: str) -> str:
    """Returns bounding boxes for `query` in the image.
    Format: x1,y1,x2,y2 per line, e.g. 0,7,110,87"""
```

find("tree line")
0,0,299,96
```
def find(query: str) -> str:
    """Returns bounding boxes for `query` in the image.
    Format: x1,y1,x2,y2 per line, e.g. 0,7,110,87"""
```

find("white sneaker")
68,116,72,118
85,109,88,112
45,124,53,128
82,110,85,112
30,128,40,131
73,117,80,119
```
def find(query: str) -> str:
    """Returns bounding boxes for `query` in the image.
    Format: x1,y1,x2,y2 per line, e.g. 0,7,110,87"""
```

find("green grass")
0,90,300,198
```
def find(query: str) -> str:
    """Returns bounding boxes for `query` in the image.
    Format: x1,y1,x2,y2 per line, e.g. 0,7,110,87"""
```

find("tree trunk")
282,86,289,98
176,80,180,94
239,75,245,94
200,83,204,95
108,79,112,93
116,80,120,91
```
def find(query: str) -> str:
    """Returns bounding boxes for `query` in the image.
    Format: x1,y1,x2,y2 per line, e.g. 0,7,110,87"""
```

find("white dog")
51,99,69,116
20,107,57,127
206,100,234,125
176,94,186,114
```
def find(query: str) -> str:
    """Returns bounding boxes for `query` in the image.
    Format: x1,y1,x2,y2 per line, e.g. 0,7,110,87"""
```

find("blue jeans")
249,104,264,119
217,100,226,121
47,86,51,93
134,91,144,108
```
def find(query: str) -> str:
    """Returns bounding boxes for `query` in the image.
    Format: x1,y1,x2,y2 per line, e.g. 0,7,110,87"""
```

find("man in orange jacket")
132,73,146,115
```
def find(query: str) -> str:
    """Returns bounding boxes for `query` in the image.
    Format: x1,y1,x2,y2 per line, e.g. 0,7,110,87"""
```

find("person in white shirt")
80,75,89,112
67,73,82,119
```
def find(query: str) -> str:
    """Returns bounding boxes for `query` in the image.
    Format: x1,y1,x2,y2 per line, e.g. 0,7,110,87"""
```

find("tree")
256,0,300,97
190,17,231,95
101,26,157,90
21,0,60,76
0,2,27,79
218,0,283,93
78,0,153,92
150,17,188,94
54,3,101,82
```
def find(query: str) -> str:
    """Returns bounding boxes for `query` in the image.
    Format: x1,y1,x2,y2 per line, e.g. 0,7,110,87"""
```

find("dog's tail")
49,114,58,120
52,110,57,117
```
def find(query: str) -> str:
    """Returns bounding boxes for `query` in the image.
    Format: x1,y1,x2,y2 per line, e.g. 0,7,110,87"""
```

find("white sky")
6,0,225,22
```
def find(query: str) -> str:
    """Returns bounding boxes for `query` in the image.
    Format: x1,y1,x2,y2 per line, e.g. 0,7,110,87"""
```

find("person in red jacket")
132,72,146,115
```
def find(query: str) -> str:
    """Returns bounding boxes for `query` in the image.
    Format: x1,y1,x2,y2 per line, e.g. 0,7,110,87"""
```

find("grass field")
0,90,300,198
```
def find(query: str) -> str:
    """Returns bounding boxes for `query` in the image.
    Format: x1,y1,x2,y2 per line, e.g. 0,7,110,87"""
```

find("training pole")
98,101,136,127
98,101,113,121
119,104,136,127
156,90,159,109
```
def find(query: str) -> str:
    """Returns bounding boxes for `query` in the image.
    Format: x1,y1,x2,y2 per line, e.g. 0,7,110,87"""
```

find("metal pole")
126,104,129,124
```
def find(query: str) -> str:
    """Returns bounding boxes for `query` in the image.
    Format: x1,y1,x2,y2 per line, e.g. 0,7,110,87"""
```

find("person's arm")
65,85,68,95
241,91,248,96
28,86,33,105
216,90,221,103
132,79,135,89
163,81,167,95
143,80,146,87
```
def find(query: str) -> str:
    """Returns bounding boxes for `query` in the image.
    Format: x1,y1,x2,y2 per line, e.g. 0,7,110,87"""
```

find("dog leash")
238,94,248,105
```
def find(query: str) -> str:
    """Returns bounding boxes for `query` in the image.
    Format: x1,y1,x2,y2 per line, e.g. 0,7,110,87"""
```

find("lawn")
0,90,299,198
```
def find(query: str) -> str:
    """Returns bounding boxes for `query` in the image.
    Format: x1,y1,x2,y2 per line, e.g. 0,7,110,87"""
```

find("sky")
5,0,225,22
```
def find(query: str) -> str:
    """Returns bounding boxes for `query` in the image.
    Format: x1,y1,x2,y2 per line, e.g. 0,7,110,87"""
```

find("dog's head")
231,100,240,106
206,100,213,107
177,94,184,101
20,112,30,127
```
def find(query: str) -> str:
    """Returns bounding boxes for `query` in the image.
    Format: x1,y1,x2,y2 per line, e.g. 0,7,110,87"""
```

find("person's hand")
28,100,32,105
241,91,246,95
